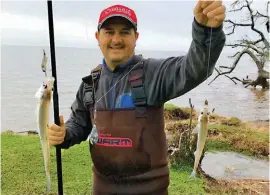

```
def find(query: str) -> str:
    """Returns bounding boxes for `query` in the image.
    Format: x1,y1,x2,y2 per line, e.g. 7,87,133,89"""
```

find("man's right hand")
48,115,66,146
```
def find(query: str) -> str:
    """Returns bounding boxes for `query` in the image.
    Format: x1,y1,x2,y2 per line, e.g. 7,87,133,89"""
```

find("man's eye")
121,31,130,34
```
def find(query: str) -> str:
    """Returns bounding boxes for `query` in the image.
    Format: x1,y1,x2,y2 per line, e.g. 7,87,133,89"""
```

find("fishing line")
83,21,142,105
94,61,141,104
84,21,214,107
92,28,214,106
206,27,213,79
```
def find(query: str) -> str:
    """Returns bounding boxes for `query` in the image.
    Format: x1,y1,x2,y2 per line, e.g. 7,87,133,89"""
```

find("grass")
166,110,269,160
1,133,92,195
164,103,194,114
1,132,206,195
169,164,205,195
206,121,269,159
164,103,180,110
2,104,269,195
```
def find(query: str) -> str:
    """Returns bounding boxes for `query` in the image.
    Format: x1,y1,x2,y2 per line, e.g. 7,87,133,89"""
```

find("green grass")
206,123,269,159
164,103,180,110
1,133,206,195
169,164,205,195
1,133,92,195
164,103,193,114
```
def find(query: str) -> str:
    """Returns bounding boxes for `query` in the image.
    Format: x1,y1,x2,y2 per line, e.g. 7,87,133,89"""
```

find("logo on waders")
96,136,133,147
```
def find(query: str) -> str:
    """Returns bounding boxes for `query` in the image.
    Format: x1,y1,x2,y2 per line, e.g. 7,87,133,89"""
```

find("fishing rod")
47,1,63,194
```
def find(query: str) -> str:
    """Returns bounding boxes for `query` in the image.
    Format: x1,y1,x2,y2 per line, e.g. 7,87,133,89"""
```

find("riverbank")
164,103,269,195
164,103,269,160
1,103,269,195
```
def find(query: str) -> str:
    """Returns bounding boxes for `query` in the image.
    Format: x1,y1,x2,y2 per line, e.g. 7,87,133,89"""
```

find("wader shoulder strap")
91,64,102,94
128,60,148,118
82,64,102,120
82,59,147,119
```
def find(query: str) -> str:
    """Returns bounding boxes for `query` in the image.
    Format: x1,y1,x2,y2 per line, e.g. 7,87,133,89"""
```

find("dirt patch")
231,137,269,156
205,178,270,195
245,120,269,132
165,120,189,134
209,114,227,123
208,129,222,137
221,117,242,127
1,130,38,136
164,107,196,120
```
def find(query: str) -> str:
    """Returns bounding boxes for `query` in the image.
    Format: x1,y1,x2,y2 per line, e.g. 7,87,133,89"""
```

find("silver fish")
41,49,47,76
190,99,210,178
35,50,54,190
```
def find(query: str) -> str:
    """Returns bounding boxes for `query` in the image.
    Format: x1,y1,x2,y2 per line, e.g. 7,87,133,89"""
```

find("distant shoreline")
1,103,269,134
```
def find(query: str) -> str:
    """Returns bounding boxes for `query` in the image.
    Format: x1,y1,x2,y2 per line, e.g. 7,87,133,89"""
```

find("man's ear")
135,31,139,40
95,31,99,41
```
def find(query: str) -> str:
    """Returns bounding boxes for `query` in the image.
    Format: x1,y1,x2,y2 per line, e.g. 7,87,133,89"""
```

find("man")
49,1,226,194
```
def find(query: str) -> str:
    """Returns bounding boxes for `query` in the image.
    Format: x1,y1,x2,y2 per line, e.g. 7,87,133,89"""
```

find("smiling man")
96,16,139,71
48,1,226,194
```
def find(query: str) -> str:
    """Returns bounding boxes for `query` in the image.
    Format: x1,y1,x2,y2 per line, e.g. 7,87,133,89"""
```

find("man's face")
95,17,139,68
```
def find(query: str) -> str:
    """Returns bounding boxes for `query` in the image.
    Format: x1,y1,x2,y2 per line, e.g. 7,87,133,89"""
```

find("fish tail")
46,134,51,190
46,173,51,190
189,170,196,178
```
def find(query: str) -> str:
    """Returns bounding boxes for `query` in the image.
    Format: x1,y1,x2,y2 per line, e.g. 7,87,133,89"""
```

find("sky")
1,0,269,51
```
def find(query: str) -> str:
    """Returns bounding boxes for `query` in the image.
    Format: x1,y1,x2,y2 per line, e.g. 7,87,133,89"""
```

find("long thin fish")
190,99,210,178
35,50,55,190
41,49,47,76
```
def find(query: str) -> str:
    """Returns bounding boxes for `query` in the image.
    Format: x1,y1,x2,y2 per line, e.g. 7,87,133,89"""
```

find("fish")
190,99,210,178
35,50,55,190
41,49,47,76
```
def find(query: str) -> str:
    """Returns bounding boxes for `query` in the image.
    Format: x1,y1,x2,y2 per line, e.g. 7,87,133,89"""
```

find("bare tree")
209,0,269,89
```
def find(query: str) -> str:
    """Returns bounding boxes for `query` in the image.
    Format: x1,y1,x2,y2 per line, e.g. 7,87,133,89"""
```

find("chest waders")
83,60,169,195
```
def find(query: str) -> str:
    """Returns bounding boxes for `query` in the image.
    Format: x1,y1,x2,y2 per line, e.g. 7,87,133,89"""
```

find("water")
201,152,269,180
1,45,269,132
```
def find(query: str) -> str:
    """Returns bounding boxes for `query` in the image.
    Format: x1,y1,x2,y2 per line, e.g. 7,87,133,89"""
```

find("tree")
209,0,269,89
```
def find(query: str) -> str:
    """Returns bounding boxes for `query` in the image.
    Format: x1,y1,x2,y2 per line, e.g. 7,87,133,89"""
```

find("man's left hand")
194,0,226,28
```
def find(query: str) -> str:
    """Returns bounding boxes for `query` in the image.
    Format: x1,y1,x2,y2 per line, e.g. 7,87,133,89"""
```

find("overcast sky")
1,0,268,51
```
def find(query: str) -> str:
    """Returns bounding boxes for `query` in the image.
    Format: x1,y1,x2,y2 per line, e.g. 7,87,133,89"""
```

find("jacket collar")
82,54,143,84
102,55,135,73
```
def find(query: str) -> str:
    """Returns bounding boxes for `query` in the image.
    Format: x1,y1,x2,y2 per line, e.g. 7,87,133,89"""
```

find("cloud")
1,0,196,50
137,28,191,51
1,11,98,47
1,10,191,51
1,12,45,31
1,0,268,51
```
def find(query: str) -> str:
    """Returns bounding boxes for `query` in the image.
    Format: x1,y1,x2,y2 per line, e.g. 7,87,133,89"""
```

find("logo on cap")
98,4,137,30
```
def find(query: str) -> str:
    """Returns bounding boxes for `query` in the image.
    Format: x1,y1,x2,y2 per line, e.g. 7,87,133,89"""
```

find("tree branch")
224,75,243,84
208,48,264,85
245,0,269,48
225,0,269,48
225,43,265,55
209,0,270,88
225,19,252,35
255,11,269,19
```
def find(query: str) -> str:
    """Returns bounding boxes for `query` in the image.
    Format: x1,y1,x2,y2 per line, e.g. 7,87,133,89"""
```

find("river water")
201,152,269,180
1,45,269,132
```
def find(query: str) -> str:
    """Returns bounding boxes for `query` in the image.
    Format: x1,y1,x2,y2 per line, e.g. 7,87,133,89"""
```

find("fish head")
35,76,55,101
198,100,210,123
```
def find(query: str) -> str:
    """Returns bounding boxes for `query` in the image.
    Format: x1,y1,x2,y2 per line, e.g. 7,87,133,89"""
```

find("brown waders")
88,61,169,195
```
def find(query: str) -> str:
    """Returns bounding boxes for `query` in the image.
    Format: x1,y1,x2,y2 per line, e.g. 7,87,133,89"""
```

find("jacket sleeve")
57,81,92,149
144,18,226,105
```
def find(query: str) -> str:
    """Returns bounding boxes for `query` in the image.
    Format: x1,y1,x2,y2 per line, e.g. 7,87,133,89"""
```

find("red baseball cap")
97,4,137,30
